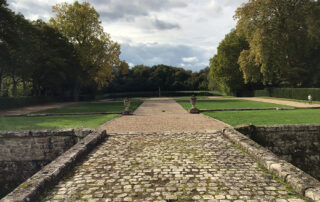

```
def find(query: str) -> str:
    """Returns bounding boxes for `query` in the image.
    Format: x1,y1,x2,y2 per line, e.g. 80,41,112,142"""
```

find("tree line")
107,64,209,92
209,0,320,95
0,0,122,100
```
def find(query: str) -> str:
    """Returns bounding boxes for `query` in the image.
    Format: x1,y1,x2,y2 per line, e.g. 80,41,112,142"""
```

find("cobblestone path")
45,131,304,201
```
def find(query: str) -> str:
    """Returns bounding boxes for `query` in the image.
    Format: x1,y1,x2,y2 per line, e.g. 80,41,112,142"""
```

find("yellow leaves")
94,63,113,89
50,1,123,89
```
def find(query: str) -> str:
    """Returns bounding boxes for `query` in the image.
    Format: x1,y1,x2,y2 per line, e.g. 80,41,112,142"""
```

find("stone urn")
122,97,132,115
189,95,200,114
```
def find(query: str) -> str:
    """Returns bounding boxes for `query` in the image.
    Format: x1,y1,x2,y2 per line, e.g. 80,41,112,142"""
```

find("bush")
254,88,320,101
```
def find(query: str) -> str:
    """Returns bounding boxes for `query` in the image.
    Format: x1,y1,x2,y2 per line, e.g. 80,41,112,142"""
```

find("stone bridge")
2,98,320,201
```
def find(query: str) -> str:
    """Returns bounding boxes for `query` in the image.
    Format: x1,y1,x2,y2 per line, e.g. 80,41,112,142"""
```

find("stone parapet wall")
223,128,320,201
0,128,91,198
1,130,107,202
235,124,320,181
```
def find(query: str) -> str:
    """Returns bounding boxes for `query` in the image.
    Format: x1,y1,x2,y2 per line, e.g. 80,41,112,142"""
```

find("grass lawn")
0,114,119,130
34,100,143,114
178,99,289,110
204,109,320,126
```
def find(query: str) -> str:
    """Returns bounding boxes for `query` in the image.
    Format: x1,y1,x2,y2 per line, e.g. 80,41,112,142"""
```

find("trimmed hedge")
104,91,221,98
254,88,320,101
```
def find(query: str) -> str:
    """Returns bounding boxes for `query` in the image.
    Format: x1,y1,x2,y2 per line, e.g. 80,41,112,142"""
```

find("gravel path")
100,98,228,133
45,131,304,201
229,97,320,108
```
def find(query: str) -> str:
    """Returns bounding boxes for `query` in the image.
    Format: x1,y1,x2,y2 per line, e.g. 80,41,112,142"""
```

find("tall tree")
235,0,318,87
50,1,121,99
209,30,249,94
30,20,79,97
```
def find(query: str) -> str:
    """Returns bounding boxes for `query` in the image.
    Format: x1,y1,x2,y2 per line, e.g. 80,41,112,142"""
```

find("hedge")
104,91,221,98
254,88,320,101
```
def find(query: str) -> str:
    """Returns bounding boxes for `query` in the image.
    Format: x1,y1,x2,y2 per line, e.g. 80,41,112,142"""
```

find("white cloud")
182,57,198,63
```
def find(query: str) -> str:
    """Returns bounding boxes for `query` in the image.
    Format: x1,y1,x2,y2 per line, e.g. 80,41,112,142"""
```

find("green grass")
178,99,289,110
204,109,320,126
0,114,119,130
34,101,143,114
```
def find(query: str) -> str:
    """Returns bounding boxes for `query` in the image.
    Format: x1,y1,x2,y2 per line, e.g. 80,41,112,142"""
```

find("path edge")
222,127,320,201
0,130,107,202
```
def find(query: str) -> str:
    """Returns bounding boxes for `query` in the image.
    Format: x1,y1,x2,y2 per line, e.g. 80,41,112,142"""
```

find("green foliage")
107,65,209,92
204,109,320,126
0,2,82,98
208,30,251,95
0,114,118,130
255,88,320,101
1,1,131,101
235,0,320,87
50,1,122,92
178,99,288,110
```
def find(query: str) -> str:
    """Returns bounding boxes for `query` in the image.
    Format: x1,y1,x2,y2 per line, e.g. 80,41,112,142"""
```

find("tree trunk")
73,84,80,101
0,73,2,96
11,75,17,96
22,80,27,96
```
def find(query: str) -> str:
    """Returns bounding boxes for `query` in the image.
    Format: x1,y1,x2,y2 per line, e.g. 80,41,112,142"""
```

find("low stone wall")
222,128,320,201
0,128,91,198
235,124,320,181
1,130,107,202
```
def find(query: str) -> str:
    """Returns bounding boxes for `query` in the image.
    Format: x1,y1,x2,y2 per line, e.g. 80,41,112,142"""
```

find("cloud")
120,43,210,72
96,0,187,21
182,57,198,63
153,19,180,30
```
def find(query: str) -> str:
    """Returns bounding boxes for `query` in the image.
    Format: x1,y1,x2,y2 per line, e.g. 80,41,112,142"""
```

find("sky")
7,0,248,72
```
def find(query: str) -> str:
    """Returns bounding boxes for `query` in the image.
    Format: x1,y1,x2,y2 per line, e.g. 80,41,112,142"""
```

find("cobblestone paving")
44,131,305,201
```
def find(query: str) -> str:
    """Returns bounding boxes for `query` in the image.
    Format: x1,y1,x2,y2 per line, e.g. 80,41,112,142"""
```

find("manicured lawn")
178,99,289,110
34,101,143,114
204,109,320,126
0,114,119,130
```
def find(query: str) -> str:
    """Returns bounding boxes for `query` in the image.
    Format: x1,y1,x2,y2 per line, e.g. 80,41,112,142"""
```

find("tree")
235,0,318,87
30,20,79,97
50,1,121,99
209,30,249,94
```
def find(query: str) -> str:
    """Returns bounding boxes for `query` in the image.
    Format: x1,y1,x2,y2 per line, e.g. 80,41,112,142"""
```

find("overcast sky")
7,0,248,72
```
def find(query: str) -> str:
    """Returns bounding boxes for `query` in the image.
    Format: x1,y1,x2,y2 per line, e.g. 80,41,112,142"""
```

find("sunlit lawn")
0,114,119,130
204,109,320,126
34,101,143,114
178,99,289,110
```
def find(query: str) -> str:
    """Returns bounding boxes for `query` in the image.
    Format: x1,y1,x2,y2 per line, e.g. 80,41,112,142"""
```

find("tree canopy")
107,64,209,92
235,0,320,87
209,0,320,95
209,30,249,94
0,1,126,99
50,1,122,96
